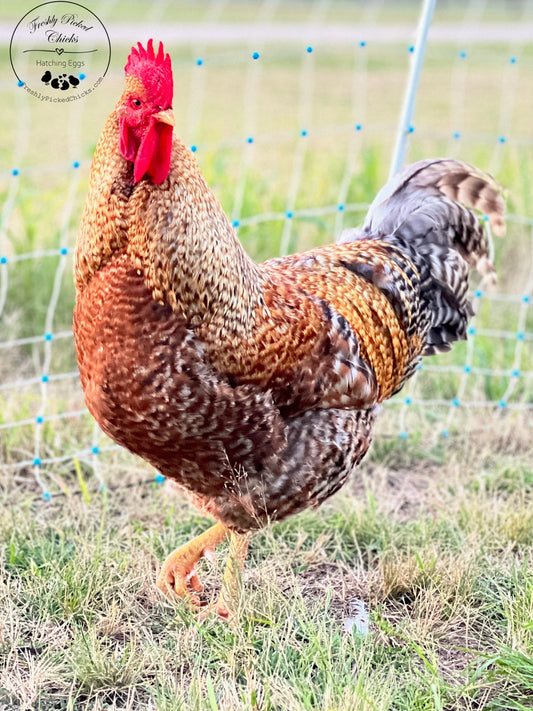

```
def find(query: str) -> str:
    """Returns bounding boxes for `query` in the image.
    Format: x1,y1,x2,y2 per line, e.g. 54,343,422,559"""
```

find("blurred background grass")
0,0,532,478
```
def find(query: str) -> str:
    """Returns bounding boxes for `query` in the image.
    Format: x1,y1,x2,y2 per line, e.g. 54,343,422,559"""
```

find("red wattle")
133,118,173,185
119,117,138,163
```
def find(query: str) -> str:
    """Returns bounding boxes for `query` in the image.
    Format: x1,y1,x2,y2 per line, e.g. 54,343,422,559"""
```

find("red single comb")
125,39,169,74
125,39,173,107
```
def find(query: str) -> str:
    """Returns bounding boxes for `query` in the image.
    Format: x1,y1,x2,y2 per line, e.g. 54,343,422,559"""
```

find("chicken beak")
153,108,175,126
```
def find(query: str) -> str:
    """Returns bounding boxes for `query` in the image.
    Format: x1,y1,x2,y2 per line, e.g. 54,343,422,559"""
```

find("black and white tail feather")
340,158,506,356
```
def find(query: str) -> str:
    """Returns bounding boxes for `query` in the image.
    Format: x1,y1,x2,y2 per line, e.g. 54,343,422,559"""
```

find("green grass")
2,1,527,26
1,426,533,710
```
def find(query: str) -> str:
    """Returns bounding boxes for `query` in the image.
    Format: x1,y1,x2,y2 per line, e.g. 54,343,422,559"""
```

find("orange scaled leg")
214,530,251,621
157,522,251,619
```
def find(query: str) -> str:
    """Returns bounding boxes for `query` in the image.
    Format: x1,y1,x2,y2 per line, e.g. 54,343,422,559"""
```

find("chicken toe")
157,522,229,603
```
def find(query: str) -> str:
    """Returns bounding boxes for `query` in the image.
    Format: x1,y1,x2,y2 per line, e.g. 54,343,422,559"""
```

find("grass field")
1,1,533,709
1,422,533,710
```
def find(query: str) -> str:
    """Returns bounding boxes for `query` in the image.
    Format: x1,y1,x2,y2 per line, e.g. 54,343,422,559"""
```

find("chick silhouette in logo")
41,70,80,90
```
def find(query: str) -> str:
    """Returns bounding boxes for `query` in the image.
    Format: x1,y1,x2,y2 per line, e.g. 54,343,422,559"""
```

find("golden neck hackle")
74,102,132,293
126,138,265,339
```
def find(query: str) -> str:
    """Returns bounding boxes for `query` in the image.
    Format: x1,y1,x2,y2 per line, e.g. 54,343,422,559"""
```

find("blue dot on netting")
464,365,472,373
516,332,525,340
92,446,100,455
41,375,49,383
467,326,476,335
12,169,19,176
452,398,460,407
441,429,449,438
232,220,240,227
17,80,24,87
453,131,461,139
408,45,414,53
99,483,107,491
521,294,530,303
408,125,415,133
499,399,507,408
355,124,362,131
300,129,307,137
512,369,521,377
400,431,408,439
247,137,254,144
44,333,53,341
155,473,165,484
196,58,203,66
404,397,412,405
286,211,293,218
338,204,344,211
460,50,467,59
510,57,517,64
73,161,80,168
359,41,366,48
42,492,51,501
33,457,42,466
79,73,86,80
252,51,260,60
60,247,68,255
418,363,423,371
306,46,313,53
35,416,44,424
498,136,506,143
475,289,483,298
190,145,197,152
0,256,7,264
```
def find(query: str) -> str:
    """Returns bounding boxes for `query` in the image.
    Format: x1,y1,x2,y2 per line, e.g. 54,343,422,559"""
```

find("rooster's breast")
73,252,377,531
73,253,235,488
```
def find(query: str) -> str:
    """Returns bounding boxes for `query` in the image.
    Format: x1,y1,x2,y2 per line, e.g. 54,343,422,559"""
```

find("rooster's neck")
75,108,133,292
126,139,265,338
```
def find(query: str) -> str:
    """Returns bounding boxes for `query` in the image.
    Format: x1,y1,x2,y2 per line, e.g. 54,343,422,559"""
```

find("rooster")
74,40,505,618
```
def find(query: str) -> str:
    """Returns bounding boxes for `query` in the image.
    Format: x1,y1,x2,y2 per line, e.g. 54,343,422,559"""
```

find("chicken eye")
133,99,141,107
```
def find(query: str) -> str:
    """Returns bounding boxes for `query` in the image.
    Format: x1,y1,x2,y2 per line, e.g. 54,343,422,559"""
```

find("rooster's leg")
213,530,251,621
157,522,229,603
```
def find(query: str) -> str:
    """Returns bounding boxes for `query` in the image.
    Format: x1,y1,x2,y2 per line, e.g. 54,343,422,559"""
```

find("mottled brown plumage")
74,41,505,613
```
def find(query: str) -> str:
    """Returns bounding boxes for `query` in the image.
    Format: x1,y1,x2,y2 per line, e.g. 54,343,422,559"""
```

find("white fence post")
389,0,437,179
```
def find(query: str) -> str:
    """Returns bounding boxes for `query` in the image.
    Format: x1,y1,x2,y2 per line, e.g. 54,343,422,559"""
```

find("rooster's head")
119,39,174,185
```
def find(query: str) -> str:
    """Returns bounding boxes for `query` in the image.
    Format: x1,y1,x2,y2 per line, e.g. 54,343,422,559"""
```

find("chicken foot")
157,522,228,602
156,522,250,619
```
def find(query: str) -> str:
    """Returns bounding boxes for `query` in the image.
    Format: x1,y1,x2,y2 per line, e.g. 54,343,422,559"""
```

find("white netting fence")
0,0,532,499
